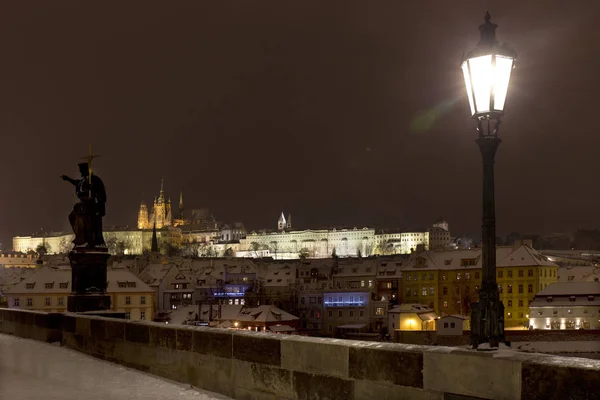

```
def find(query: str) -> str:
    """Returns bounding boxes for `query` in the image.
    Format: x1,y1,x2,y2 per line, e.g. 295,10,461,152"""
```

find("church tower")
154,179,167,228
286,213,292,230
138,202,149,229
277,212,287,231
178,191,184,219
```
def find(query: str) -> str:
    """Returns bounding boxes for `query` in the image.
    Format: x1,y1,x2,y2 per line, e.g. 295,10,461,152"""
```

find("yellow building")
4,266,154,321
400,242,559,328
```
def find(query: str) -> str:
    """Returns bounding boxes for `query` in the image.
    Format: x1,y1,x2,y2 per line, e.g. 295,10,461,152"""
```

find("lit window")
422,287,427,296
375,307,384,316
361,280,365,287
507,312,512,318
465,272,470,280
368,280,373,287
443,301,448,308
456,273,461,280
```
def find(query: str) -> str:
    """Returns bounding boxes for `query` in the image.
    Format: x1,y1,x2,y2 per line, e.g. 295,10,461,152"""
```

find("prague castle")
12,176,454,258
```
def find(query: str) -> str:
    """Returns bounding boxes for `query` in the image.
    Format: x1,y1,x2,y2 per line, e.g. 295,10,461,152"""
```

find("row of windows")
327,309,365,318
14,297,65,307
506,300,532,308
301,296,322,305
124,296,147,305
14,296,148,307
499,284,533,294
324,307,386,317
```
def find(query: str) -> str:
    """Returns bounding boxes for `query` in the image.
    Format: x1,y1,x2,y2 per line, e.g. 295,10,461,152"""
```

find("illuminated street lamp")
461,12,516,349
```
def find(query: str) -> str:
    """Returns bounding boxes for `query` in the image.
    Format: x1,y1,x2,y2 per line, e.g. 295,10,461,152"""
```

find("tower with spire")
277,212,287,231
151,222,159,253
137,179,174,229
137,202,149,229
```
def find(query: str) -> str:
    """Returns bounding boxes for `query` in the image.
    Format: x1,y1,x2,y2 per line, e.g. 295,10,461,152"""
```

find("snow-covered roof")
389,303,433,314
237,305,299,323
168,305,198,325
5,266,153,294
558,266,600,283
335,259,378,277
263,263,296,287
138,263,172,285
439,314,469,320
401,244,558,271
534,282,600,297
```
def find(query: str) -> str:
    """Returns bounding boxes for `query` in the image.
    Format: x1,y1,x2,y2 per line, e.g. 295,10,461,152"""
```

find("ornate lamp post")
461,12,516,349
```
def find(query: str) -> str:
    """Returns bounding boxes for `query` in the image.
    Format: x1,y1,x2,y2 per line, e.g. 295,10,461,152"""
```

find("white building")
13,233,74,255
436,315,469,335
239,216,454,259
529,282,600,330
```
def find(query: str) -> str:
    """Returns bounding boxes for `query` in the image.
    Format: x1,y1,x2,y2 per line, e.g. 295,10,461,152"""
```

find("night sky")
1,1,598,247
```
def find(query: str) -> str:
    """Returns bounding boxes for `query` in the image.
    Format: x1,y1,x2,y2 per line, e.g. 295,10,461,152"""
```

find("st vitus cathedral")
137,179,184,229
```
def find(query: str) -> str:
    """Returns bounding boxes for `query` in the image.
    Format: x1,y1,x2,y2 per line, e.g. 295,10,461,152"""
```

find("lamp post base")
470,283,505,349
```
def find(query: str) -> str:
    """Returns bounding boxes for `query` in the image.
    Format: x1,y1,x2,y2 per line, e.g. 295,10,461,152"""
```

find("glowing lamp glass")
461,53,514,117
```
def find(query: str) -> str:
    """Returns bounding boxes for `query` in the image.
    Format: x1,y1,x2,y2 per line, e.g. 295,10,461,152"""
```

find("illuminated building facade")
528,282,600,330
239,216,454,259
138,179,176,229
399,241,559,328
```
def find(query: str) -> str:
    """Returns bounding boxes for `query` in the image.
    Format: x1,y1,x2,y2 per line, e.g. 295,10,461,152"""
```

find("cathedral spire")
158,178,165,202
151,222,159,253
178,191,184,219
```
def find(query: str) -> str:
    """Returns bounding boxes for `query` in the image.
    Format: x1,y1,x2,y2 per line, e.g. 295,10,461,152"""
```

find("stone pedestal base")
67,247,111,313
67,294,111,313
470,287,505,349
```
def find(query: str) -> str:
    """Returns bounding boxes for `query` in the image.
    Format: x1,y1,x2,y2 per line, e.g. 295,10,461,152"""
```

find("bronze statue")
61,162,106,248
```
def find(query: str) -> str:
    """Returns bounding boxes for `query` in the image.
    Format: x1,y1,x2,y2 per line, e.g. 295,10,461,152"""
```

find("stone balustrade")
1,308,598,400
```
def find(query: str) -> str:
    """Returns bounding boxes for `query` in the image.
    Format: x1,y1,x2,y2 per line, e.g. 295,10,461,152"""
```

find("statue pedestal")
67,247,111,313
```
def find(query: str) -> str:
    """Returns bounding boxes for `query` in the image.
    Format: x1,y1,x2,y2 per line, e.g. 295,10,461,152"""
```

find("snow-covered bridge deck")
0,333,230,400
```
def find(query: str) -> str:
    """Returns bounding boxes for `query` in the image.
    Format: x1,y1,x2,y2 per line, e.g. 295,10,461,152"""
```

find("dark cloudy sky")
1,1,598,247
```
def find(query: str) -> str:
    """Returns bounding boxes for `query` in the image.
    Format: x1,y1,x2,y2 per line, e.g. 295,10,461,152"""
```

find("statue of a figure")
61,163,106,248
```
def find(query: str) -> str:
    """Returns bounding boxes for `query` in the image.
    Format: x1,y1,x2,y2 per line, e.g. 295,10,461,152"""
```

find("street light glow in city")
462,12,516,119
